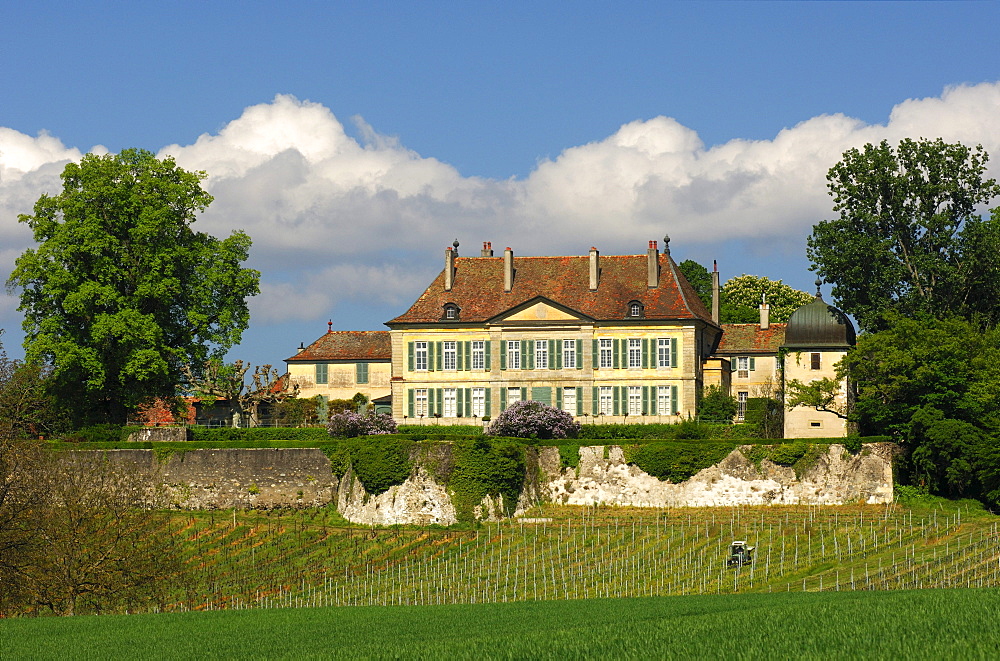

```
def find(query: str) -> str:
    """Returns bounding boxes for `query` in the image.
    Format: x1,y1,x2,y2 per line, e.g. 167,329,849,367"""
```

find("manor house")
285,239,855,439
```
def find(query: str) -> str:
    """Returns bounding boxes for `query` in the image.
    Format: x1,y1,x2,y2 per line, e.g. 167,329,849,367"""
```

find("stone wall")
89,442,895,524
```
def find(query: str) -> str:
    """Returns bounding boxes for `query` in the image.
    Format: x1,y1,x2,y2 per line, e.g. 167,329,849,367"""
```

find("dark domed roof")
782,295,856,348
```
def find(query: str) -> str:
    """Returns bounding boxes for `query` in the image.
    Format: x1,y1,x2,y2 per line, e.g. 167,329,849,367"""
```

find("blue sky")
3,2,1000,369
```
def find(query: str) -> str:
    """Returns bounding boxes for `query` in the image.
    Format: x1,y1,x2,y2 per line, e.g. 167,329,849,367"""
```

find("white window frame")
415,341,428,371
737,356,749,379
628,386,642,415
507,386,521,407
657,386,672,415
471,341,485,370
630,302,641,317
507,340,521,370
599,386,613,415
443,341,457,371
657,338,672,368
628,338,642,368
471,387,486,417
563,340,576,369
599,339,613,369
535,340,548,370
737,391,748,421
415,389,428,417
443,388,457,417
562,387,576,415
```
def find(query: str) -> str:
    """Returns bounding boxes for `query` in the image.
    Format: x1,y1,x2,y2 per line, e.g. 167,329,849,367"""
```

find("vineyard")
157,499,1000,613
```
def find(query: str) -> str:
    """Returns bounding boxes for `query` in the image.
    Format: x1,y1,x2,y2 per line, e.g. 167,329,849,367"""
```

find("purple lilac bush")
486,400,581,439
327,411,398,438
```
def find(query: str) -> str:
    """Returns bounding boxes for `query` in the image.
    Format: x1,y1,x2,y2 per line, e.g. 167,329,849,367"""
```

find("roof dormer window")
628,301,644,318
443,303,460,320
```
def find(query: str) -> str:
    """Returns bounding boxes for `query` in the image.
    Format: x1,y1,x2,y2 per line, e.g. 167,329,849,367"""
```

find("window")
657,386,672,415
657,338,673,368
599,339,613,369
415,341,428,371
629,301,643,317
628,386,642,415
535,340,548,369
415,389,428,417
472,387,486,417
737,392,748,421
315,363,328,385
810,353,821,370
628,338,642,368
737,356,749,379
445,306,456,319
472,341,485,370
562,387,576,415
599,386,613,415
443,388,457,417
443,341,457,371
507,341,521,370
507,387,521,406
356,362,369,384
563,340,576,369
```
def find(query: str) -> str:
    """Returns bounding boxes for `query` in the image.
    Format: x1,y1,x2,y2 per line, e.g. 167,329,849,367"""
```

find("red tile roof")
387,252,715,325
716,324,787,354
286,331,391,362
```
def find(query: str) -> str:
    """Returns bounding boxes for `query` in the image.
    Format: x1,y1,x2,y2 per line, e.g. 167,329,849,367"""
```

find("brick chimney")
647,240,659,288
711,260,720,324
503,247,514,292
759,293,770,330
444,246,455,291
589,247,600,291
481,241,493,257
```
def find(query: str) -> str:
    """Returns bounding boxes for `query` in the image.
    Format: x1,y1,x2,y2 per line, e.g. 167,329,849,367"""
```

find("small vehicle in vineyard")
727,540,755,568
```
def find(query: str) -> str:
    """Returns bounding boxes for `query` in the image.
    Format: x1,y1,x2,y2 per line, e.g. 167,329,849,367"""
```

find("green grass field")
3,589,999,659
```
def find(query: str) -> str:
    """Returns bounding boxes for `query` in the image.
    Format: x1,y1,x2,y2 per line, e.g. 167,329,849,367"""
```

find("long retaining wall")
98,443,895,525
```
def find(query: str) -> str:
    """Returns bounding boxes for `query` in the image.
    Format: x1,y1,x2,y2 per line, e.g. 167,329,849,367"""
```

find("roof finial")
815,278,823,298
327,319,333,333
662,233,670,255
452,238,460,256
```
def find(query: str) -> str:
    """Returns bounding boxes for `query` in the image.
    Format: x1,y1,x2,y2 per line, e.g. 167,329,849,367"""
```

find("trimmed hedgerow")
622,441,737,482
397,425,484,436
189,427,331,443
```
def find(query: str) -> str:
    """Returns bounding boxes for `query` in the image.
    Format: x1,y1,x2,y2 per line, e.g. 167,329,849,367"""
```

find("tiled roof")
716,324,786,354
387,253,715,325
286,331,391,362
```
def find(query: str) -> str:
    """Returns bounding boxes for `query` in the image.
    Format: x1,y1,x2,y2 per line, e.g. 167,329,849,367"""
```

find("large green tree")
7,149,260,425
808,138,1000,332
677,259,713,310
720,274,813,324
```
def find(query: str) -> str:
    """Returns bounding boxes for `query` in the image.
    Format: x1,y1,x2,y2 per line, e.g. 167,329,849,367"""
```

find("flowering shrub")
486,400,580,440
327,411,398,438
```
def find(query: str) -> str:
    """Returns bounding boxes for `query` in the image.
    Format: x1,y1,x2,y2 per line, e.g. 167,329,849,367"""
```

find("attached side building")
285,327,392,404
385,240,722,423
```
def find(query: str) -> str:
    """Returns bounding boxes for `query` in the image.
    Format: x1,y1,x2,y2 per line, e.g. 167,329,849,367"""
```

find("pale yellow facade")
782,348,849,438
390,301,711,423
287,360,391,403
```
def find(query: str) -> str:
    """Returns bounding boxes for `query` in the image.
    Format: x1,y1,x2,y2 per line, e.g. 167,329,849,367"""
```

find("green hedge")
397,425,484,436
190,427,331,442
623,441,738,482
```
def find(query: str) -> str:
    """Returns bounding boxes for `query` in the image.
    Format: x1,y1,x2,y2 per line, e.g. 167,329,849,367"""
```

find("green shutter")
650,387,658,415
592,387,600,415
643,339,650,369
435,343,443,371
485,340,492,370
592,339,599,370
408,342,414,371
556,387,563,410
500,340,507,370
576,387,584,415
533,386,552,405
408,389,415,417
356,362,368,384
613,386,621,415
642,386,650,415
456,388,464,416
466,389,474,417
520,387,528,402
749,357,756,371
484,388,492,417
730,357,737,372
500,387,507,411
523,340,533,370
435,388,443,416
428,388,435,414
672,385,679,415
613,339,621,369
549,339,557,369
671,338,678,368
576,339,583,370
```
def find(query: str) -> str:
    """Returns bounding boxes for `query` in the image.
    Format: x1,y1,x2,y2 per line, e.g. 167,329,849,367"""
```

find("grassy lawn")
3,589,999,659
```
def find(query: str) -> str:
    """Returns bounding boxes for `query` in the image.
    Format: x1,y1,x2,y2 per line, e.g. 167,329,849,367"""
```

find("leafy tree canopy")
677,259,713,311
808,138,1000,332
7,149,260,426
698,385,737,422
720,274,813,324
